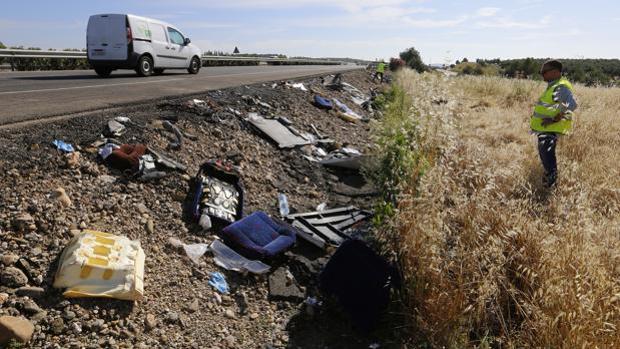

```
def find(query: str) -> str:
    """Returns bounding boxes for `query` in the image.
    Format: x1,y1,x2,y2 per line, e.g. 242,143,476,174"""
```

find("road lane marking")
0,67,349,95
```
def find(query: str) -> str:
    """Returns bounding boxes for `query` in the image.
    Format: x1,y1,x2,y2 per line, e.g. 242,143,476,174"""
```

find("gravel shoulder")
0,70,403,349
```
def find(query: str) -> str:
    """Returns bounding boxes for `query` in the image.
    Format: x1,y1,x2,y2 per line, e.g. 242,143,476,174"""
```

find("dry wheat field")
374,70,620,348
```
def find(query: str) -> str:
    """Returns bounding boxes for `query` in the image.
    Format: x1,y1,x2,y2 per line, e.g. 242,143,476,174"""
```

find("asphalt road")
0,65,360,125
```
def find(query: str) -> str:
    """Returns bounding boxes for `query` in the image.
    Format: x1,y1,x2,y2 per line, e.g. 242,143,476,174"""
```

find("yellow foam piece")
53,230,145,301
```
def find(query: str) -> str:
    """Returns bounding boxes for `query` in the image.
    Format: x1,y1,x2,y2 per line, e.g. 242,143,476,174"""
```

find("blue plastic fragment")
52,140,75,153
208,272,230,294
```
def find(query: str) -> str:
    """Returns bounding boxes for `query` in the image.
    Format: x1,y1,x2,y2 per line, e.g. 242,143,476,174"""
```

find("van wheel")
94,67,112,78
136,56,154,77
187,57,201,74
154,68,165,75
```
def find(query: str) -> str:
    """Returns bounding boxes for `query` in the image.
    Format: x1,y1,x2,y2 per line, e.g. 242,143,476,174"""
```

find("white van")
87,14,203,77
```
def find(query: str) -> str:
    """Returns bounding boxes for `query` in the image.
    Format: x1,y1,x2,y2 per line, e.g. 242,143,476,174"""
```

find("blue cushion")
221,212,296,259
314,95,333,110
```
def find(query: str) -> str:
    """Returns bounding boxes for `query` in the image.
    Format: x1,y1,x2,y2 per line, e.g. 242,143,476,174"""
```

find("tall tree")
399,47,427,73
233,46,240,54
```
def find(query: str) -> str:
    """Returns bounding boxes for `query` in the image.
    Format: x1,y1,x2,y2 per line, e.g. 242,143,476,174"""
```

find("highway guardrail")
0,49,345,66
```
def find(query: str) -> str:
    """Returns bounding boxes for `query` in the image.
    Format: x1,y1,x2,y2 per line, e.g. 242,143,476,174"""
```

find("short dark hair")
541,59,563,73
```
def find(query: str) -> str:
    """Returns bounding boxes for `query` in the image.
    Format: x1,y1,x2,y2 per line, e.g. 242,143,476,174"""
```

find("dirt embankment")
0,70,399,348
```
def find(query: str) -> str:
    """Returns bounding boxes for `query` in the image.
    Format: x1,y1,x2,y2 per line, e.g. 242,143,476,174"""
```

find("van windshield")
167,28,185,45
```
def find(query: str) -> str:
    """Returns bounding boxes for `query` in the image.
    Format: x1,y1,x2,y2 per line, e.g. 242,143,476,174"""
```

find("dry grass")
373,70,620,348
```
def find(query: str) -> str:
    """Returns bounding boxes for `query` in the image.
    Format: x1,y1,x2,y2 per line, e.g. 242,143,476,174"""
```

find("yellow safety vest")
376,63,386,73
530,77,574,135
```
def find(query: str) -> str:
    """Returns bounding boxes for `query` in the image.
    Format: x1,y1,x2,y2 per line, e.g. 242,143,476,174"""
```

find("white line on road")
0,68,340,95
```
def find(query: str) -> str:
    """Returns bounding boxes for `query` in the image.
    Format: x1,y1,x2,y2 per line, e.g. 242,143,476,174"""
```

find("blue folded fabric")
208,272,229,294
52,140,75,153
221,211,296,259
314,95,333,110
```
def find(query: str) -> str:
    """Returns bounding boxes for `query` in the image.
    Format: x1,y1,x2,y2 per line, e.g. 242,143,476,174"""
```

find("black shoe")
543,173,557,188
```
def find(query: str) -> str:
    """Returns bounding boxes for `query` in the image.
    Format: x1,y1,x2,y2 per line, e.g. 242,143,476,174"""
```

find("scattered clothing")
105,144,147,173
313,95,334,110
52,140,75,153
208,272,229,294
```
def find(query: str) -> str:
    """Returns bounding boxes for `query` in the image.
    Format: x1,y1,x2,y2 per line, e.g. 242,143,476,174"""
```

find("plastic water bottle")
278,193,289,217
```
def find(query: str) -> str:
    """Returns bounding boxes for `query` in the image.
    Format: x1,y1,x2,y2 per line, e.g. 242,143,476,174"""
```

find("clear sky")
1,0,617,62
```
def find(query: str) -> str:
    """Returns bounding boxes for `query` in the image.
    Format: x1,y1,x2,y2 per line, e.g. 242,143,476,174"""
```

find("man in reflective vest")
374,60,386,83
530,60,578,188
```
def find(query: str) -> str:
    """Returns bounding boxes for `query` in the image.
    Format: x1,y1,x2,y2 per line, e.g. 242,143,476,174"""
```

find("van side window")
151,24,167,42
167,28,184,45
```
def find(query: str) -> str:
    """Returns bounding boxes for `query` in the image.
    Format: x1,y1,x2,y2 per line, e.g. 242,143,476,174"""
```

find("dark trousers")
537,133,558,186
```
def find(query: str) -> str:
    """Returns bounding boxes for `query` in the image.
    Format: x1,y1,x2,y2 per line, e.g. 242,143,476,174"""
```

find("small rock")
213,293,222,305
30,310,47,323
15,287,45,299
0,316,35,345
224,309,235,319
89,319,105,333
250,313,259,320
186,299,199,313
0,293,8,305
268,267,305,301
167,237,183,249
63,310,76,321
1,267,29,288
50,318,65,335
224,335,236,348
12,214,34,231
165,311,179,324
0,254,19,266
145,219,154,234
70,322,82,334
21,299,42,314
144,314,157,331
136,203,150,215
53,187,72,208
65,152,80,168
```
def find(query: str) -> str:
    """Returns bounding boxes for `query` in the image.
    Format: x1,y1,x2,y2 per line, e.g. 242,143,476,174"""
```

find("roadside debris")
333,99,364,122
320,239,398,331
278,193,290,217
190,160,244,229
247,113,312,149
221,211,296,259
210,239,270,274
169,238,209,265
208,272,229,294
313,95,333,110
320,147,367,170
53,230,145,301
286,206,372,249
105,143,147,173
0,69,381,347
163,121,184,150
105,119,126,137
52,140,74,153
290,82,308,92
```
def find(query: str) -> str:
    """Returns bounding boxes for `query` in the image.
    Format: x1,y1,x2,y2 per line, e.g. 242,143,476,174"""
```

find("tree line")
454,57,620,86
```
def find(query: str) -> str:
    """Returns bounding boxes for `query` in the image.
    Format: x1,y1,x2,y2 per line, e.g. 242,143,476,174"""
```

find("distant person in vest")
530,60,578,188
374,60,386,83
